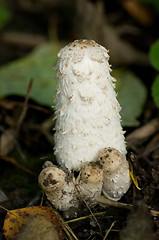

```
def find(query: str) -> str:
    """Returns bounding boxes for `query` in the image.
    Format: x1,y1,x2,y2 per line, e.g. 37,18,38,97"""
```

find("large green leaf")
0,0,12,29
0,43,59,106
138,0,159,13
149,39,159,71
0,45,147,126
152,74,159,108
113,69,147,126
149,39,159,108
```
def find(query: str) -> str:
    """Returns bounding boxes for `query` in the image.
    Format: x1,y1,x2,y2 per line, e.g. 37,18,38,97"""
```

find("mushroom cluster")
38,40,131,210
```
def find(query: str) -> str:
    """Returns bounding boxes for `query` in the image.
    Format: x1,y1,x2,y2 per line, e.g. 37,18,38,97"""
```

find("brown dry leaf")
121,0,154,26
16,214,59,240
3,206,64,240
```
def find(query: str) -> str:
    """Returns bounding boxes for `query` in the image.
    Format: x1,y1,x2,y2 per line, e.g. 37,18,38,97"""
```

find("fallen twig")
96,196,132,210
96,195,159,217
65,211,114,224
126,118,159,146
55,210,79,240
0,154,37,176
17,78,34,133
103,221,116,240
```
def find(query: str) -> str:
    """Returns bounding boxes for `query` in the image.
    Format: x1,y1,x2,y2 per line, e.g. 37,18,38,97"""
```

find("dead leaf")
0,154,37,176
0,189,8,203
3,206,64,240
16,214,59,240
0,128,15,155
121,0,154,26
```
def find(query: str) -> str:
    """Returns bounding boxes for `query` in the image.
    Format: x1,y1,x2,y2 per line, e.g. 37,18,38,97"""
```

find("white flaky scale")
39,39,131,210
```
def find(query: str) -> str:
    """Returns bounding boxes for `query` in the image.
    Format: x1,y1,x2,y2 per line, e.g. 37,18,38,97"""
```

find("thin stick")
0,154,37,176
96,195,159,217
75,185,101,230
55,211,79,240
65,211,113,224
0,205,9,212
0,99,49,113
17,78,34,133
96,196,132,210
83,197,102,231
103,221,116,240
126,118,159,144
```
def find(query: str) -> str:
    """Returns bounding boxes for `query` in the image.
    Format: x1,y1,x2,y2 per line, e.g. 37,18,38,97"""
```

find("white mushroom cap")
54,39,126,171
38,167,78,211
99,148,130,201
76,161,104,202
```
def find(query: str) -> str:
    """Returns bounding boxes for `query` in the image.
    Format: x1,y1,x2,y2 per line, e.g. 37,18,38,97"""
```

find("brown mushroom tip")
99,147,125,173
80,161,104,184
38,167,66,191
99,148,131,201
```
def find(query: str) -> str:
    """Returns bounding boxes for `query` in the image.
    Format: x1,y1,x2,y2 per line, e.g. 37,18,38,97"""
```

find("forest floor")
0,1,159,240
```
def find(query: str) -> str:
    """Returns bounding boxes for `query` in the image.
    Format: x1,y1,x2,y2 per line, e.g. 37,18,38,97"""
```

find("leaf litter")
2,206,64,240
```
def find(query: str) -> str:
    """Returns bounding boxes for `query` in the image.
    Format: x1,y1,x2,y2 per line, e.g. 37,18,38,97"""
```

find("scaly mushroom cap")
38,167,78,210
99,148,130,201
54,39,126,170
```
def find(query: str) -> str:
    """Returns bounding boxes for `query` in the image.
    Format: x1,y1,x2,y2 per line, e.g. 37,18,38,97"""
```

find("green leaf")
0,0,12,29
112,69,147,127
138,0,151,4
149,39,159,71
0,43,60,106
0,46,147,126
152,74,159,107
138,0,159,13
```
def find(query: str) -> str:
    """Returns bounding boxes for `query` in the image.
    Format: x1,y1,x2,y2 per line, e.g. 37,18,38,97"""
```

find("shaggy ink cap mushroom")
54,39,126,171
39,39,131,210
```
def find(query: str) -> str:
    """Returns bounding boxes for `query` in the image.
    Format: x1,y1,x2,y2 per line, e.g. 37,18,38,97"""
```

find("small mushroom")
76,161,104,203
99,148,130,201
38,166,78,211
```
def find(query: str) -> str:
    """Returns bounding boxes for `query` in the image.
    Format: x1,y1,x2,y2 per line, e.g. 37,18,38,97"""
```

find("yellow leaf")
129,161,141,190
3,206,64,240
